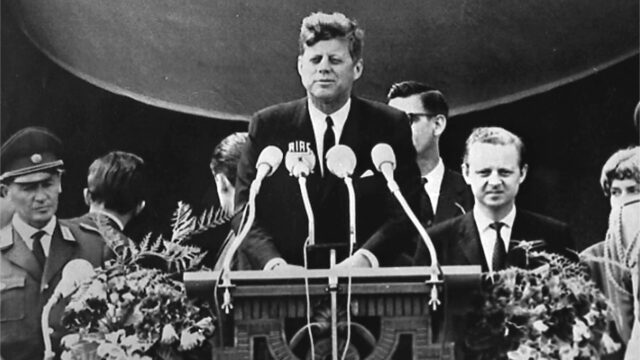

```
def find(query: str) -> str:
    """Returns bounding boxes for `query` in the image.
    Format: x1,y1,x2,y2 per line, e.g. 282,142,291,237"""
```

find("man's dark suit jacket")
235,96,421,269
395,169,473,265
413,209,575,270
432,169,474,225
0,219,114,360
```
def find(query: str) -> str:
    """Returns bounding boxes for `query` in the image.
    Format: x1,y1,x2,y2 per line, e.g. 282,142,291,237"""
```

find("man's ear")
353,58,364,81
134,201,146,216
461,164,471,184
83,188,92,207
0,183,8,198
297,56,304,76
519,164,528,183
433,115,447,137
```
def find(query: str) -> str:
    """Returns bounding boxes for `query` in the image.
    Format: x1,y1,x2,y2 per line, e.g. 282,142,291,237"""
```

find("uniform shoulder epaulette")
60,224,76,242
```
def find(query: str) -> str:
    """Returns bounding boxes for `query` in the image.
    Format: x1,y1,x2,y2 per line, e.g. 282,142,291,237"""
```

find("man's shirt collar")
473,204,517,231
12,213,56,240
423,158,445,195
90,209,125,231
307,98,351,135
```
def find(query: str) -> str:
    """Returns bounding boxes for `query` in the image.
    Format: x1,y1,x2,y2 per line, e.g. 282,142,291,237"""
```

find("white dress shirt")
307,98,351,175
12,213,56,256
473,205,517,272
422,158,445,212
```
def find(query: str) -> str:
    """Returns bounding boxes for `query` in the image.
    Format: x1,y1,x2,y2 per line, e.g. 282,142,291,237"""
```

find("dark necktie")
490,222,507,271
419,177,434,227
31,230,47,267
323,116,335,176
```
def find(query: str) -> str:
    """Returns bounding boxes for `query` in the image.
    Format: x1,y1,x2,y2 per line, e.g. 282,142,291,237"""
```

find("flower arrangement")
464,249,621,360
60,202,227,360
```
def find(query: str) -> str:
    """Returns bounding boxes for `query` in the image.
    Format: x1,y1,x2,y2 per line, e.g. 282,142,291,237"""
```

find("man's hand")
335,253,372,269
271,263,306,272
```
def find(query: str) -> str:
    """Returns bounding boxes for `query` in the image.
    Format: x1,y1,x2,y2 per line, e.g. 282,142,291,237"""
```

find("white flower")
179,328,204,351
104,329,125,344
532,320,549,333
572,319,590,342
195,317,215,332
507,344,537,360
96,343,126,360
160,324,179,344
558,342,579,360
601,332,621,354
60,333,80,348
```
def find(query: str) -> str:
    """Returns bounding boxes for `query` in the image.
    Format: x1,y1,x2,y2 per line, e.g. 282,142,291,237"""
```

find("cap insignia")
30,153,43,164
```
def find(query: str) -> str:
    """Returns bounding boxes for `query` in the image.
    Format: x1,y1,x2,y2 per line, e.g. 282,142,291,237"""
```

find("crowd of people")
1,10,638,360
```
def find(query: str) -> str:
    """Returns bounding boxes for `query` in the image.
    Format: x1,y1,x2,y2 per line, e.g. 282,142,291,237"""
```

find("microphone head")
256,146,284,177
58,259,96,297
371,143,396,172
326,145,357,178
285,150,316,178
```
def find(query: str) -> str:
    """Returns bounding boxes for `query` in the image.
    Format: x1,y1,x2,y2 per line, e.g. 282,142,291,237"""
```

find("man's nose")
33,187,49,201
487,173,502,186
318,57,331,71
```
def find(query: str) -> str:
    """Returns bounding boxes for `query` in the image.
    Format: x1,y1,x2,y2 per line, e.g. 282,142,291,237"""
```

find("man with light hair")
414,126,575,270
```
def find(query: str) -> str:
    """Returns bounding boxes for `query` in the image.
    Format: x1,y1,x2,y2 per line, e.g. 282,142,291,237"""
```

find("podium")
185,266,480,360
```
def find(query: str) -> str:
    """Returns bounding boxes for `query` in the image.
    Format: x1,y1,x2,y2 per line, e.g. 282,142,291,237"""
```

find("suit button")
43,284,49,290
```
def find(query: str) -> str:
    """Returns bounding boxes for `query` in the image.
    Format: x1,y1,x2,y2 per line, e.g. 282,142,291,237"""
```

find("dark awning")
8,0,638,120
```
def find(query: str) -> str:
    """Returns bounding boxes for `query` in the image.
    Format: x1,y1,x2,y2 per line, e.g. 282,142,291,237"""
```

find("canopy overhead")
8,0,638,120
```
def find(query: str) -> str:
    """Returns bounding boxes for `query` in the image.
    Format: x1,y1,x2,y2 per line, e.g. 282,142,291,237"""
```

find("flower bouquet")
60,202,227,360
464,249,620,360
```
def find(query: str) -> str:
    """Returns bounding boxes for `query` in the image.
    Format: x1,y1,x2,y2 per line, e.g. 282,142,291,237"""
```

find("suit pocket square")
360,169,375,178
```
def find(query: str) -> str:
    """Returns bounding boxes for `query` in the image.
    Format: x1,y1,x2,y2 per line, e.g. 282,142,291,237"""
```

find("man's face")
388,94,439,155
463,143,527,215
298,38,363,107
1,173,61,228
609,178,640,208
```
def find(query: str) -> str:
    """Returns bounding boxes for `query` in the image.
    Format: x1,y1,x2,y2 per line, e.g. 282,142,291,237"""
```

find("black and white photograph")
1,1,638,359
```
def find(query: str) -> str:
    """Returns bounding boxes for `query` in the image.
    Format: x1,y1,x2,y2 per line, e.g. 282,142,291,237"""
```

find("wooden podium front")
185,266,480,360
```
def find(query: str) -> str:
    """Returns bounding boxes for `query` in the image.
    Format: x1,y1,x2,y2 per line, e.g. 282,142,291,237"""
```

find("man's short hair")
299,12,364,61
386,81,449,118
600,147,640,197
463,127,526,168
210,132,249,185
87,151,146,214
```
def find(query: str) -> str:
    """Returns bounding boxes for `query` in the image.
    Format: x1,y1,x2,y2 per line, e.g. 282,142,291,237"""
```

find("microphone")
42,259,96,360
370,143,441,271
54,259,96,299
285,150,316,178
371,143,399,192
326,145,357,178
255,146,283,182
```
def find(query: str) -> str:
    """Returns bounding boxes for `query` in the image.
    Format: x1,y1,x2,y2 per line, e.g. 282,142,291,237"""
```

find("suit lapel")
455,213,488,271
42,224,77,286
434,170,468,222
2,228,43,281
293,99,323,200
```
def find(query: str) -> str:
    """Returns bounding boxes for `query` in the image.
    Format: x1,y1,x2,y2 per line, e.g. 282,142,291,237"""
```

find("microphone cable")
303,237,316,360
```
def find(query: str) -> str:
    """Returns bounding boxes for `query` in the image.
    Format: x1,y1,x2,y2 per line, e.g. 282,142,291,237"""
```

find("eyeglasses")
407,113,438,124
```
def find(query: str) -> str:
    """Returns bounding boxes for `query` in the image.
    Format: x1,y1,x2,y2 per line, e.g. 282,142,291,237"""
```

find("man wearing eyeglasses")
387,81,473,264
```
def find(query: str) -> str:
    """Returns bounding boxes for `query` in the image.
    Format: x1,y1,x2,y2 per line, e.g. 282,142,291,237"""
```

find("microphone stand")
382,177,443,310
298,176,315,246
42,293,61,360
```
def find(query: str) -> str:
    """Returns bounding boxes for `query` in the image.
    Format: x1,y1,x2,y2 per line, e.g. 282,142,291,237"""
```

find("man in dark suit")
414,126,575,271
66,150,147,255
0,127,114,360
387,81,474,264
234,12,420,270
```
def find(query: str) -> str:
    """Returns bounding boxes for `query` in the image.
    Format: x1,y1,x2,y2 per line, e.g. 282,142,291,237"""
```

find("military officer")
0,127,114,360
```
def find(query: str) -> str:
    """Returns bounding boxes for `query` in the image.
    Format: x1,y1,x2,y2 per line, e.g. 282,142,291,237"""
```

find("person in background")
387,81,473,264
66,150,147,254
414,126,575,270
581,146,640,351
193,132,248,269
0,127,114,360
235,11,420,270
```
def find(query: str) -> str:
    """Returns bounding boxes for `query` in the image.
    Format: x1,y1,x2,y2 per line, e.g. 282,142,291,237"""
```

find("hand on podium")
335,252,373,269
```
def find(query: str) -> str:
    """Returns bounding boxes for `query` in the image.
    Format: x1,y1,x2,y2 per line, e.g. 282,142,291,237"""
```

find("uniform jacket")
413,209,576,270
0,219,113,360
235,96,421,269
